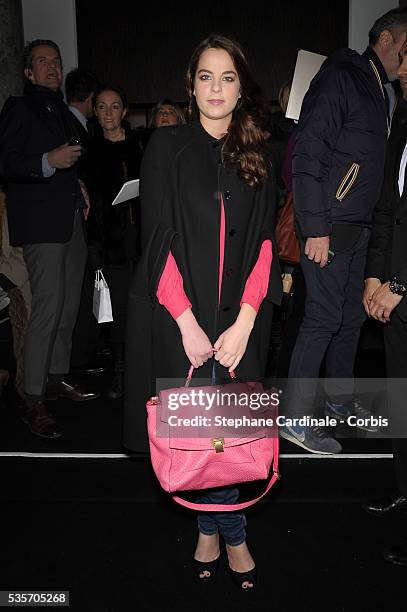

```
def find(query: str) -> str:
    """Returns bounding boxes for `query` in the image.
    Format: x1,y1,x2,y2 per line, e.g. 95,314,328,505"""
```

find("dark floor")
1,460,405,612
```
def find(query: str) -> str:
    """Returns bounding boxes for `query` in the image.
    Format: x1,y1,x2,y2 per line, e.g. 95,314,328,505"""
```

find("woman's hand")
176,308,214,368
213,304,257,372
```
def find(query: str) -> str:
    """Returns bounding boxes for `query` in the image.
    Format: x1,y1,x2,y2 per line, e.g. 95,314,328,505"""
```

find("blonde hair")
278,82,291,114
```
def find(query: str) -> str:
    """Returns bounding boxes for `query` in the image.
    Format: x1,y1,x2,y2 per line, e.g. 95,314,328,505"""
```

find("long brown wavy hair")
186,34,270,188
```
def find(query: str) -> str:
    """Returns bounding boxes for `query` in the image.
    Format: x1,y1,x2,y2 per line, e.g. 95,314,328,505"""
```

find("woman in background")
149,98,186,128
138,99,186,148
85,84,143,399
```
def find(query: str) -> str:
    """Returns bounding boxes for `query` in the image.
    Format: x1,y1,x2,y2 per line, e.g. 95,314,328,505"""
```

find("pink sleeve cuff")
156,251,192,320
240,240,273,312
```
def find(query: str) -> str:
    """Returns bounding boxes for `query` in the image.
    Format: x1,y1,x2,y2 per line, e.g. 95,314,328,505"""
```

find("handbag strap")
185,365,235,387
171,435,280,511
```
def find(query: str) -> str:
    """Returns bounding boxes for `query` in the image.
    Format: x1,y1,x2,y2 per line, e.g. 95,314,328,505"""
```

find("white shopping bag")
93,270,113,323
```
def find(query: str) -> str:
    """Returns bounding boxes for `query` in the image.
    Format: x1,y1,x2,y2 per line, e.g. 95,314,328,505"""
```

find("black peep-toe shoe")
229,566,257,590
193,555,220,581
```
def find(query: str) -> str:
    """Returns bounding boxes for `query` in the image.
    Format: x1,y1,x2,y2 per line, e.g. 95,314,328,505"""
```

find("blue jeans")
196,486,247,546
196,363,247,546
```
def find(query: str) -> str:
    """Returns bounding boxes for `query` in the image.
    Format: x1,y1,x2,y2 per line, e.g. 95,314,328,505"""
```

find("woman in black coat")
124,35,282,589
85,85,143,398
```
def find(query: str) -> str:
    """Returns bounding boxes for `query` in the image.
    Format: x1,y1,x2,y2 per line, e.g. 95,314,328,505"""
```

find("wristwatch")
389,275,407,296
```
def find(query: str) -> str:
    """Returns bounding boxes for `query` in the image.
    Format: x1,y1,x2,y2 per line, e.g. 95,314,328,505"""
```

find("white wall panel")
349,0,398,52
21,0,77,78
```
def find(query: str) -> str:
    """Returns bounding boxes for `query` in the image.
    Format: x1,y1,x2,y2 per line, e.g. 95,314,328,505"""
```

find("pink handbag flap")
157,381,274,423
152,380,278,446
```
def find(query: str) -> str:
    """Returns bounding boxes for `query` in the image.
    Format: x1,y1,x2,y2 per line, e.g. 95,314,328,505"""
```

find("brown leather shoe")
45,379,100,402
22,402,62,438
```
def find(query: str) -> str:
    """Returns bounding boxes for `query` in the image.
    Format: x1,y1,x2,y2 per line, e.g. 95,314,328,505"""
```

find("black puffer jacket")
293,48,389,238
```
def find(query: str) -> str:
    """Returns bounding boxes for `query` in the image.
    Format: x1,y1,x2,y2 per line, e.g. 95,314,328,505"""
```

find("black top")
84,129,143,265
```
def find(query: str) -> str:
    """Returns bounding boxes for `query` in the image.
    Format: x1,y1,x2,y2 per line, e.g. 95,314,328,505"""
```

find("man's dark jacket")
0,82,84,246
123,122,282,452
293,48,389,238
365,107,407,321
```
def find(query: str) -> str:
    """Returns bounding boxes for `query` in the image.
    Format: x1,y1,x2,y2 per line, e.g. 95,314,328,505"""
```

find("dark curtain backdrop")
76,0,349,103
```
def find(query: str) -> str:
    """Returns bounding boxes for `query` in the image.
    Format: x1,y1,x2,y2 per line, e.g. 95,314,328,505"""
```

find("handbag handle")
171,435,280,511
185,364,236,387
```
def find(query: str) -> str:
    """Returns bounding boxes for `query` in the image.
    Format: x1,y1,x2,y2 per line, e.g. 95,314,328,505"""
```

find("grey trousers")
22,210,87,396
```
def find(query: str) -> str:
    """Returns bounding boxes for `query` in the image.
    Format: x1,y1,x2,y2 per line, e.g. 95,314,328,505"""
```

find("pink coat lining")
157,197,272,319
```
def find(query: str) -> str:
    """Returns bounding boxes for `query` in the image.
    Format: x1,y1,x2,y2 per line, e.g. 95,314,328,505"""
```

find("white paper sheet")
111,179,140,206
286,50,327,121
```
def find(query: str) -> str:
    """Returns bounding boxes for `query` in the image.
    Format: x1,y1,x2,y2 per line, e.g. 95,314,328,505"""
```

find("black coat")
123,121,282,452
0,82,84,246
84,130,143,266
293,48,389,238
365,109,407,321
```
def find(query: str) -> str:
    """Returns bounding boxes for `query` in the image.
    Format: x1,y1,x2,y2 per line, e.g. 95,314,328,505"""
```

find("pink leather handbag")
146,368,280,511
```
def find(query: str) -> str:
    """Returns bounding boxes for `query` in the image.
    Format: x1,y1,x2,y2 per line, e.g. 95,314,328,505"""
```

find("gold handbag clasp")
211,438,224,453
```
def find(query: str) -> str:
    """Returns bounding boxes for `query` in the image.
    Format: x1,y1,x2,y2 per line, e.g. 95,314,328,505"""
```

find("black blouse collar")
193,119,226,148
